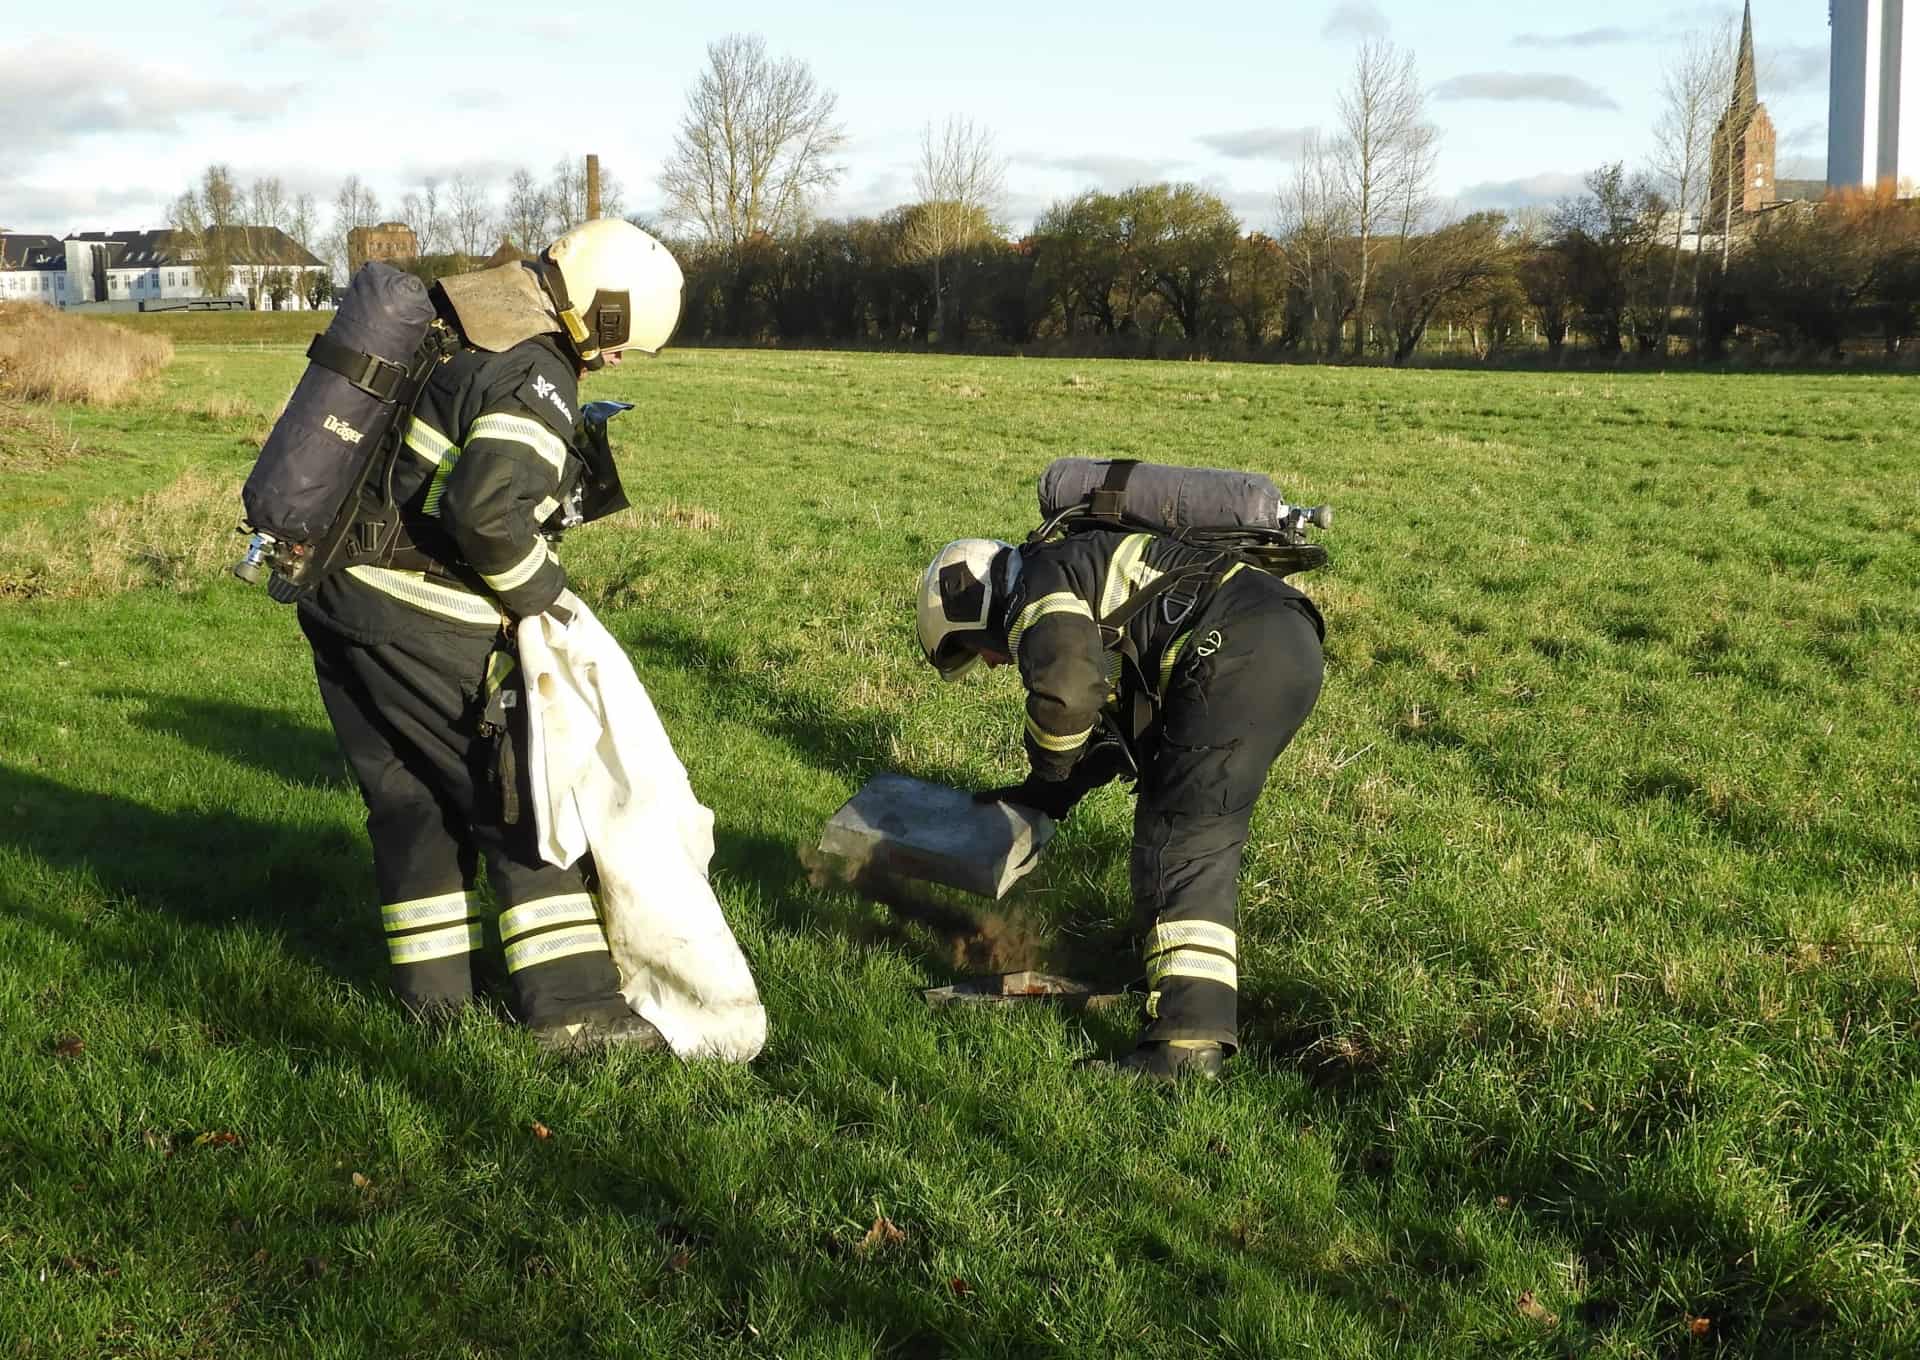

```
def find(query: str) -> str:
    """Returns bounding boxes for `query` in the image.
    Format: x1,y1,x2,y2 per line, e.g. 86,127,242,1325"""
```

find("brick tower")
1708,1,1778,228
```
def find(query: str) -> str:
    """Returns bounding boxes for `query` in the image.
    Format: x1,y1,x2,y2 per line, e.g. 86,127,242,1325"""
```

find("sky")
2,0,1836,239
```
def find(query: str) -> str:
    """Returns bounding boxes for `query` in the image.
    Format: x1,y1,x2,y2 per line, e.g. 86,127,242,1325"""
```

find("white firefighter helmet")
917,539,1018,681
541,219,684,367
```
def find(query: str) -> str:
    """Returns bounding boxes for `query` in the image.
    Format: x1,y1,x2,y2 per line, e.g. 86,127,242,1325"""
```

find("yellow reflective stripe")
1026,713,1092,753
499,893,599,943
1147,948,1239,990
480,540,551,593
1157,632,1192,698
468,413,567,473
1007,592,1095,661
1145,920,1238,959
405,416,455,467
504,923,610,974
388,921,484,965
533,495,560,522
421,454,462,517
345,566,505,626
1221,561,1248,585
381,891,474,932
1099,534,1158,617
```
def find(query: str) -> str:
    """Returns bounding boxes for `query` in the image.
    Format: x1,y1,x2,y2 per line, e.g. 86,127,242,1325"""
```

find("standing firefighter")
296,220,683,1052
916,497,1326,1083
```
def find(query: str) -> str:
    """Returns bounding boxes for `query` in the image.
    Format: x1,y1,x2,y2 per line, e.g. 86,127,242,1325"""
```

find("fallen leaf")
666,1250,692,1273
350,1172,370,1190
51,1035,84,1059
193,1131,241,1150
856,1217,907,1256
1688,1315,1712,1338
1517,1291,1558,1327
948,1277,974,1297
250,1249,270,1268
530,1121,551,1140
1493,1195,1513,1209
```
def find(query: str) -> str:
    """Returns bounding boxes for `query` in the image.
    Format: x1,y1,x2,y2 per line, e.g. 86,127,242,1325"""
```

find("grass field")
2,317,1917,1358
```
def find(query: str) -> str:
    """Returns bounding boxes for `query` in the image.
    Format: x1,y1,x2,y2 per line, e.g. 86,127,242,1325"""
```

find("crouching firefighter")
917,520,1326,1083
294,219,683,1053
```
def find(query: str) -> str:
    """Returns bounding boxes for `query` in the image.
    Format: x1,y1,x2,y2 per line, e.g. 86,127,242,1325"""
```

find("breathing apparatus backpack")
1030,458,1331,639
232,262,458,598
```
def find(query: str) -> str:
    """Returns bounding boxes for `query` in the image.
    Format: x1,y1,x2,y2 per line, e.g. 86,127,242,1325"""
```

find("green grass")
3,341,1918,1357
107,310,330,347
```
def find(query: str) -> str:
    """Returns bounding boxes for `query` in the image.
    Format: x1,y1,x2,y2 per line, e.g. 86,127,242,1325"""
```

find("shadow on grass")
107,689,349,790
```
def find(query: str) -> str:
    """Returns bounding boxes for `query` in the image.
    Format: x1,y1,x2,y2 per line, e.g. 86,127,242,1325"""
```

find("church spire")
1733,0,1759,112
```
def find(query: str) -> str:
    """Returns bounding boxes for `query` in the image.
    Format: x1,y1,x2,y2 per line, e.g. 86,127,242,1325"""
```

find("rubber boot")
1083,1039,1226,1084
530,1002,670,1057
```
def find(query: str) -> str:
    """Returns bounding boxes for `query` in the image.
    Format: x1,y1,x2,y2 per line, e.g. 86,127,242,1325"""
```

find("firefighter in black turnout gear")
297,220,684,1052
917,530,1325,1082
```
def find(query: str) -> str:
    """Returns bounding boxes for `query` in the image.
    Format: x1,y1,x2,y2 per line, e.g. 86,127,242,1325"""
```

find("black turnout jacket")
1002,530,1318,782
301,329,583,645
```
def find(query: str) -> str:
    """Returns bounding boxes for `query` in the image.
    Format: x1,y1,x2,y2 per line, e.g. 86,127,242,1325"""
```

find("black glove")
973,776,1083,822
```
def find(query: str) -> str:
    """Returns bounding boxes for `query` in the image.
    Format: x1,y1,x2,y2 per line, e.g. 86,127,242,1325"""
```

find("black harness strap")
306,333,408,402
1088,458,1139,521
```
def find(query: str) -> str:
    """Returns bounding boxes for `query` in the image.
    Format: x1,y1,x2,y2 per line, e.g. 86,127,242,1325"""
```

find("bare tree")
327,175,383,277
658,33,847,249
904,116,1006,342
170,164,241,300
1652,19,1735,350
1276,130,1354,356
288,193,319,253
1333,39,1430,355
446,172,495,257
503,169,550,253
399,177,445,255
246,176,288,232
546,155,627,236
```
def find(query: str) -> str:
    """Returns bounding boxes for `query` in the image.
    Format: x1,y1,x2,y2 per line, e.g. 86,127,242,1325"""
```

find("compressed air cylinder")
1038,459,1287,534
241,262,435,547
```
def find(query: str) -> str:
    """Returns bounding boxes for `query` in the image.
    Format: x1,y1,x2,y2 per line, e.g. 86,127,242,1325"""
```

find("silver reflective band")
499,893,599,943
468,412,568,473
480,541,552,594
381,890,475,932
1007,592,1093,662
504,923,610,974
388,921,484,965
1146,948,1239,989
1144,920,1237,958
346,566,505,626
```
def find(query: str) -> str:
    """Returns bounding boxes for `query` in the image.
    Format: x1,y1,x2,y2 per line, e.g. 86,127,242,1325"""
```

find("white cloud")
0,45,296,166
1014,152,1187,184
0,181,179,234
1512,27,1638,49
1197,127,1315,162
1323,1,1389,40
1453,171,1586,213
1431,72,1620,111
247,6,365,55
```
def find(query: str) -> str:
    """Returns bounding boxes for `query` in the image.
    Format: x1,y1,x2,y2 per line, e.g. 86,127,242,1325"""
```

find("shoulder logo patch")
531,373,573,424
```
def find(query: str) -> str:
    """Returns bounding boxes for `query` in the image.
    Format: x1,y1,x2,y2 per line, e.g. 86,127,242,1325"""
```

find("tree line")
163,28,1920,358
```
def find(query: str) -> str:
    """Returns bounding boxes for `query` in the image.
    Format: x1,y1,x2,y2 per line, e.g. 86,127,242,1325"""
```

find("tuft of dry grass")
0,303,175,405
0,396,88,470
0,467,239,599
630,500,723,532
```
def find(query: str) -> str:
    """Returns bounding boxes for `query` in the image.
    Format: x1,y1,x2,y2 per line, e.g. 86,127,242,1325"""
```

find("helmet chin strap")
536,252,601,368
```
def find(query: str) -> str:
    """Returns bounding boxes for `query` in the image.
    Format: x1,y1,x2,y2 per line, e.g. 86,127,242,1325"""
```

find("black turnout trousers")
1131,569,1324,1049
299,611,623,1025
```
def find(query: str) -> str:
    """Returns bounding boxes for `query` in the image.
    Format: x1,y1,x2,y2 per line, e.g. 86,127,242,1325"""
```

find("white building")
1829,0,1920,194
0,228,328,310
